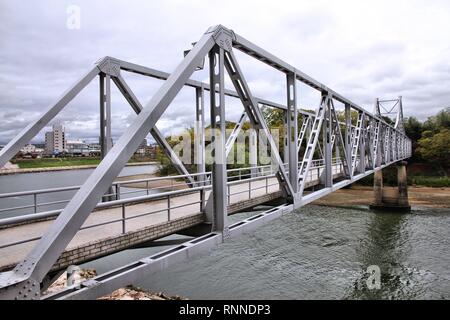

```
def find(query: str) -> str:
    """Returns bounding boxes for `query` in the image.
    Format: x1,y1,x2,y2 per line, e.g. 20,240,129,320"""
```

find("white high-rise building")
45,124,66,154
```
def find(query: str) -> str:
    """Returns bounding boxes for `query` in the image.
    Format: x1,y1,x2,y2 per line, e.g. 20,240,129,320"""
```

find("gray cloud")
1,0,450,145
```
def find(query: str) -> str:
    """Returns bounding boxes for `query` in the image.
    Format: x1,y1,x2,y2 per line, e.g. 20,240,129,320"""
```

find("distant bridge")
0,25,411,299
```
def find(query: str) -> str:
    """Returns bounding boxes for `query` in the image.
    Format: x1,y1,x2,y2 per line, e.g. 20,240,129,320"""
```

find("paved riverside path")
0,176,281,270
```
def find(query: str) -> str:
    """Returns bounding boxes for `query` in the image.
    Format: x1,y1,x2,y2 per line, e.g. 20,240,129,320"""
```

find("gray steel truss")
0,25,412,299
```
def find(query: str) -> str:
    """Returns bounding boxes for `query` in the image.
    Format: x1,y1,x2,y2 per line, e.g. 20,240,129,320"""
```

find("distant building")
21,144,36,154
17,144,44,158
66,140,90,156
88,143,101,156
135,138,148,156
45,124,66,155
139,138,147,148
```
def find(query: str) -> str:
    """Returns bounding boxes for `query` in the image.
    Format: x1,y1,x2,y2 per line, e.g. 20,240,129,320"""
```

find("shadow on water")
345,209,420,300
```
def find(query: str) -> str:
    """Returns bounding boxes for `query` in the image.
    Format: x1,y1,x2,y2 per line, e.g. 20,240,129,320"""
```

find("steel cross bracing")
0,25,412,299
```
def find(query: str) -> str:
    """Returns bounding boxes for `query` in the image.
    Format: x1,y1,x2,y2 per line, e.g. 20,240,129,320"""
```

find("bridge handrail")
0,172,281,250
0,159,342,216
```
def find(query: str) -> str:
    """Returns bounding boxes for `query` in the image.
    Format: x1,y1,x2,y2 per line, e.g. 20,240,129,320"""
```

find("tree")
422,107,450,133
404,117,422,141
417,128,450,175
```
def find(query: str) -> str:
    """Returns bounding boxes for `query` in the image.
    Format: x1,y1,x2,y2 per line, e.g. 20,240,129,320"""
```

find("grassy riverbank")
11,157,156,169
12,158,101,168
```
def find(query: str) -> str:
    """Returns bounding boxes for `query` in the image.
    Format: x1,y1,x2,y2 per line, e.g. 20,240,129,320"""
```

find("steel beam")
322,98,333,187
208,45,228,233
298,94,328,196
195,86,206,187
286,72,299,193
225,112,247,157
99,73,114,201
344,104,352,179
99,74,113,158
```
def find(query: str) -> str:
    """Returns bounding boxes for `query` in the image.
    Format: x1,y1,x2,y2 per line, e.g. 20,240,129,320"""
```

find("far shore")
313,185,450,209
0,161,159,176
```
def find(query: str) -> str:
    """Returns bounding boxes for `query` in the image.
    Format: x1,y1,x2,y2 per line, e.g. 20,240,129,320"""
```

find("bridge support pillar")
397,161,410,209
372,169,383,205
370,162,410,212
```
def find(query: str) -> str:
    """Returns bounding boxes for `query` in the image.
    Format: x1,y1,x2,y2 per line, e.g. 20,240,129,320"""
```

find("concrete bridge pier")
370,161,411,212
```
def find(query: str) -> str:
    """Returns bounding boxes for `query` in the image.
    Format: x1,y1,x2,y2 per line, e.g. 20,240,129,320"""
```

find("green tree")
404,116,422,141
417,128,450,175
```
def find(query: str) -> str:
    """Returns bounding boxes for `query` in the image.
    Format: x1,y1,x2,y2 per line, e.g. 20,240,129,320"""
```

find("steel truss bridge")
0,25,411,299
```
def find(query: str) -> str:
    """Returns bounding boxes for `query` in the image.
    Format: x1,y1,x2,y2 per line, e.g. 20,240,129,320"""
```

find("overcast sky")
1,0,450,144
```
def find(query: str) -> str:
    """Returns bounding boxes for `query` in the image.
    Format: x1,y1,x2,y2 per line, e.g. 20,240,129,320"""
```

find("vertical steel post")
358,115,366,173
100,74,114,201
208,45,228,233
100,74,113,157
195,86,206,186
195,86,206,210
344,104,352,179
323,97,333,187
286,72,299,193
283,110,289,165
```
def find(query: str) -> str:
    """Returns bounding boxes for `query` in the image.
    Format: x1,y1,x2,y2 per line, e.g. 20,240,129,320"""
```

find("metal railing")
0,162,279,217
0,165,288,251
0,159,347,220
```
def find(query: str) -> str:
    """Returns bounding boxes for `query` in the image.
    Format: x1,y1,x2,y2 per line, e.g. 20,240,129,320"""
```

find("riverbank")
0,161,158,176
313,185,450,208
45,268,185,300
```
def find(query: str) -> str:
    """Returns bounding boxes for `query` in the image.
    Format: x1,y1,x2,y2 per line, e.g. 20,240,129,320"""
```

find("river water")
83,204,450,300
0,164,158,218
1,167,449,299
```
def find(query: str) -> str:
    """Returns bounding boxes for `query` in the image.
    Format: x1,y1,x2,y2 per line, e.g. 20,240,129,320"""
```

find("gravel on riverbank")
44,268,185,300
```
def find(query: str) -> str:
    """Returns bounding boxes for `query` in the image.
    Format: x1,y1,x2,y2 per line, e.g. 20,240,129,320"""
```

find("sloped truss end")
206,24,235,52
96,56,121,77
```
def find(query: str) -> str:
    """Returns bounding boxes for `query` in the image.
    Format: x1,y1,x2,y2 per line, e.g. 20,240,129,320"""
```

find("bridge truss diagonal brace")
351,111,365,176
112,73,196,187
298,94,328,196
223,50,295,200
225,111,247,157
329,100,351,178
297,115,310,153
0,31,217,298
